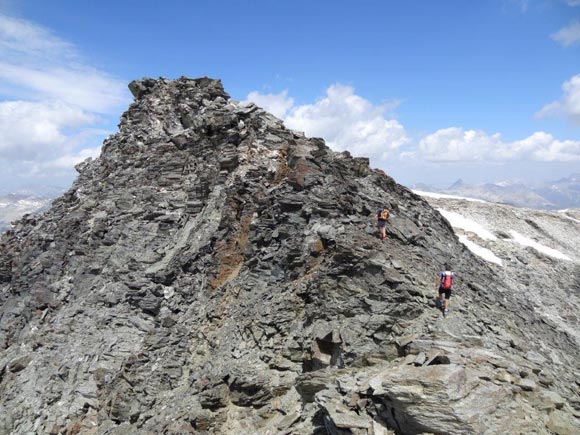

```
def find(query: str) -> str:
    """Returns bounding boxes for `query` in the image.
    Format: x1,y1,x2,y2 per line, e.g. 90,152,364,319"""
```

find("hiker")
375,206,390,241
436,263,455,315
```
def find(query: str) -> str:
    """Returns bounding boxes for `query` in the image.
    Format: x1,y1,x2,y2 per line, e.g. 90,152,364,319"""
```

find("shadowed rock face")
0,77,578,434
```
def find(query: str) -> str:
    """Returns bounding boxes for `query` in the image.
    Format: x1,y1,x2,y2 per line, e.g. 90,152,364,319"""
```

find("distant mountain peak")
448,178,466,189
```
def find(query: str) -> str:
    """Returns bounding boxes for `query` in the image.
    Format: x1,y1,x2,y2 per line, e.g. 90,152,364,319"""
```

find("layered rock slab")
0,77,578,434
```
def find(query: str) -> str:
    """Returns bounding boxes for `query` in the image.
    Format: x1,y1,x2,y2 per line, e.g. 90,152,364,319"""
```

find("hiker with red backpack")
436,263,455,316
375,206,390,240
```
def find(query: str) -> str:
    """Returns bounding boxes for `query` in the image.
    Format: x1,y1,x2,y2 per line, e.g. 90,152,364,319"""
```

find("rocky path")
418,194,580,348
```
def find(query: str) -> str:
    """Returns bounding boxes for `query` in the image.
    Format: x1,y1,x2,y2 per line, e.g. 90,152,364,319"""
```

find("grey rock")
547,409,580,435
0,77,578,434
517,378,538,392
0,406,13,434
8,355,32,373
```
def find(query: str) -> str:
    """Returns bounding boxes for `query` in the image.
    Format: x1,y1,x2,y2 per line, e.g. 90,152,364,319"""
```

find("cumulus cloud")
245,90,294,118
537,74,580,124
417,127,580,162
551,21,580,47
35,146,102,171
247,84,580,165
0,13,129,187
246,84,408,162
0,100,95,161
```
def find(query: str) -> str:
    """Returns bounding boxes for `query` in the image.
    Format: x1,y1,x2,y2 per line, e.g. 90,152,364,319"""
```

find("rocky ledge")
0,77,578,434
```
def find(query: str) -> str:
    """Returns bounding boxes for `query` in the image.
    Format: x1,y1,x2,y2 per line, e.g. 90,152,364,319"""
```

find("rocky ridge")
0,77,578,434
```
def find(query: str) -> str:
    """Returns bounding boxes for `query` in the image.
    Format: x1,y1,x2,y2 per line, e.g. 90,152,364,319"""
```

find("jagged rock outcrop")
0,77,578,434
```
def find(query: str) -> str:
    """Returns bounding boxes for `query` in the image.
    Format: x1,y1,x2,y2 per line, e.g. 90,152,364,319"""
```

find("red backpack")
441,273,453,290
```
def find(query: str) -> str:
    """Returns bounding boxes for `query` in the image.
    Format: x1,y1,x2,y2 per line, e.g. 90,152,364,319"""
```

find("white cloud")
286,84,408,160
247,83,580,166
0,63,127,113
0,15,127,112
551,21,580,47
0,142,104,190
526,132,580,161
0,14,75,61
0,100,94,161
417,127,580,162
0,13,129,188
36,146,102,171
565,0,580,7
247,84,408,162
245,90,294,118
537,74,580,124
417,127,502,161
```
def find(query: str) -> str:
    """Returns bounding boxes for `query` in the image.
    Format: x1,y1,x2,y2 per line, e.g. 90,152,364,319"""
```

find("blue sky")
0,0,579,191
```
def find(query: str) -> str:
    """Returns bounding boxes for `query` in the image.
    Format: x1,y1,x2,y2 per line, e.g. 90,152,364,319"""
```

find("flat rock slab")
546,410,580,435
363,363,555,435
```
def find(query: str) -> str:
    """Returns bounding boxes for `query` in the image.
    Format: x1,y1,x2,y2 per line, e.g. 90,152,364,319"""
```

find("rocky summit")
0,77,578,435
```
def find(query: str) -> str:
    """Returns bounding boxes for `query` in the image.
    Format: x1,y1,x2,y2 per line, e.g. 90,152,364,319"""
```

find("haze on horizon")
0,0,579,193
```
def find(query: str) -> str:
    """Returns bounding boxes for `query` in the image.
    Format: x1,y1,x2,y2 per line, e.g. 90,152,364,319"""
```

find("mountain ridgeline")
0,78,578,434
415,176,580,210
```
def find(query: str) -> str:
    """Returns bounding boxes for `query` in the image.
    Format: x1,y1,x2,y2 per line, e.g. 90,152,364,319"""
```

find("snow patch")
557,210,580,224
458,235,503,265
437,209,497,240
413,190,488,203
508,231,572,261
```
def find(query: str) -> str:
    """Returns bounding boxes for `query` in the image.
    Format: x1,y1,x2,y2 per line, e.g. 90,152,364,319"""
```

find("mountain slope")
0,77,578,434
416,192,580,347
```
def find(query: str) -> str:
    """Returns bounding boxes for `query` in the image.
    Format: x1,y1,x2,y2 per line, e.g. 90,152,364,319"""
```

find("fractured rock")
0,76,578,434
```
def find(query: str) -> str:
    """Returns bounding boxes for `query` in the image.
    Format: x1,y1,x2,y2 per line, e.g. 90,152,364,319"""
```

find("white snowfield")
458,235,503,265
435,206,574,265
508,231,572,261
436,208,497,240
436,208,502,265
413,190,488,203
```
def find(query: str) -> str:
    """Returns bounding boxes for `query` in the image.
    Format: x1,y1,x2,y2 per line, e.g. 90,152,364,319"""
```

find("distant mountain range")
0,184,65,198
0,194,53,232
413,173,580,209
